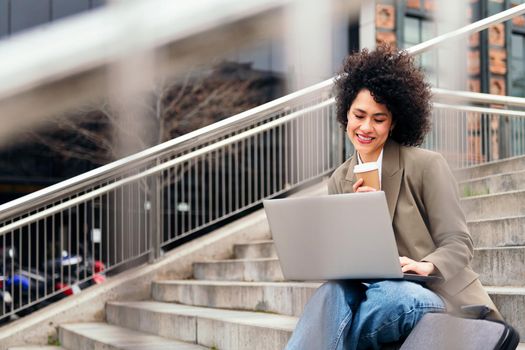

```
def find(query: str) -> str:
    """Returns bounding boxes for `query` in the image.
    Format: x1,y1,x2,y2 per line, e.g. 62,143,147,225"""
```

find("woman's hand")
353,178,377,193
399,256,435,276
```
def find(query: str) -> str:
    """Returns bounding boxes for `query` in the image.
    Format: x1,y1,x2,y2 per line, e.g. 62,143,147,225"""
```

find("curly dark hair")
334,45,432,146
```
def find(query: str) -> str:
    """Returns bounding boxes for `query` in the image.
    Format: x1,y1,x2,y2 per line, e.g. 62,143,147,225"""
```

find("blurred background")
0,0,522,203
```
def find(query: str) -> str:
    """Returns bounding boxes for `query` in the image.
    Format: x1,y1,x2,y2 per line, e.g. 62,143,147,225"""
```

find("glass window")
404,16,420,46
403,15,437,85
511,33,525,97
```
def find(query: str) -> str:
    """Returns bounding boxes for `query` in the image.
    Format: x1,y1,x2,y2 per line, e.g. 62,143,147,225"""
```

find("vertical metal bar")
201,156,206,226
194,158,199,228
234,143,239,211
213,152,218,221
91,198,94,278
254,134,259,201
167,166,171,240
272,123,277,194
98,195,103,264
277,122,282,192
28,223,32,304
113,191,117,266
228,144,233,213
181,163,186,234
266,129,270,197
297,117,301,183
285,121,289,188
36,222,39,301
241,139,245,207
173,167,179,238
142,179,147,247
104,192,110,268
119,187,127,261
2,233,5,317
128,183,132,257
208,153,213,225
221,149,226,216
148,173,161,263
248,138,252,205
137,182,141,254
51,215,55,295
189,160,194,231
303,112,307,181
11,230,14,314
18,229,21,310
44,220,47,298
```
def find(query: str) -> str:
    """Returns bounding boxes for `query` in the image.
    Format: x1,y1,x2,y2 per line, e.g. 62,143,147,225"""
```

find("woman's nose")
360,118,372,132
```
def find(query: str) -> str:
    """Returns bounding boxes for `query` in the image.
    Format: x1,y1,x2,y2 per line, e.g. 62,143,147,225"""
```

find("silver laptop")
263,191,440,282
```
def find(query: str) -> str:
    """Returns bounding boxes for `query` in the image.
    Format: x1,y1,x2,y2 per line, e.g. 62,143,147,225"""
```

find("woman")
285,46,501,350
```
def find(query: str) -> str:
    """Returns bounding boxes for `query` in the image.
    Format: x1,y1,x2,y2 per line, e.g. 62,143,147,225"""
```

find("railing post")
148,173,162,263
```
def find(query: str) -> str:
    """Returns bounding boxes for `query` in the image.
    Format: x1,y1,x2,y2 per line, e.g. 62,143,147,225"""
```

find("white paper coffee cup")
353,162,380,190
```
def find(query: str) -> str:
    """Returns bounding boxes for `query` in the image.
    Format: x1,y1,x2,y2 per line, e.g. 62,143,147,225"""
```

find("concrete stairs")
10,155,525,349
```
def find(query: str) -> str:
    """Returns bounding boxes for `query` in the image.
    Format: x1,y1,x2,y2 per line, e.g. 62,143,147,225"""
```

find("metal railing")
0,83,342,322
428,101,525,168
2,3,525,323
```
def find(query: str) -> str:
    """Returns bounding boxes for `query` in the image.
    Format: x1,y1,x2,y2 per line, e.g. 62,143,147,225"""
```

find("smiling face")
347,89,393,162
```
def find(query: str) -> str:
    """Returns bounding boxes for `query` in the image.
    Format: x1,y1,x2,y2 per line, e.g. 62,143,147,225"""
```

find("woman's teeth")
357,134,373,141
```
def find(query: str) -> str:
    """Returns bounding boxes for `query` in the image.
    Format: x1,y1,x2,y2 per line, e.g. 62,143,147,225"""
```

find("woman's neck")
358,150,381,163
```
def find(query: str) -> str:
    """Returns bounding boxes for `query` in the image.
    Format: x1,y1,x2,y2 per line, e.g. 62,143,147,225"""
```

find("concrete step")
106,301,296,350
194,246,524,287
59,322,207,350
454,155,525,181
235,215,525,254
461,190,525,221
152,280,320,317
468,216,525,248
235,216,525,255
150,279,525,342
193,258,284,282
234,240,277,259
487,286,525,340
459,170,525,196
473,247,525,287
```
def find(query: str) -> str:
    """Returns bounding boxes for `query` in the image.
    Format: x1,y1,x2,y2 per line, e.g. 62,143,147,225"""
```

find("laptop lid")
263,191,404,281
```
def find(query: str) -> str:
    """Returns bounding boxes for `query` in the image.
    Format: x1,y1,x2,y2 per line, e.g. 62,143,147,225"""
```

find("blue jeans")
286,280,446,350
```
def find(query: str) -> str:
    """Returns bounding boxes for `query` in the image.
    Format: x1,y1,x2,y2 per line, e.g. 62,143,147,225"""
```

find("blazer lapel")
382,139,403,221
342,150,358,193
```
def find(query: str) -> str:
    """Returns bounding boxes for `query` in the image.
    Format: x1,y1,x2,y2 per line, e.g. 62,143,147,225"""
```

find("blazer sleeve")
419,153,474,281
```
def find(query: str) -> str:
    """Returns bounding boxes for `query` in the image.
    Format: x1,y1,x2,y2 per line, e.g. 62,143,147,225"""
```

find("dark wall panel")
0,0,8,38
52,0,90,20
10,0,50,34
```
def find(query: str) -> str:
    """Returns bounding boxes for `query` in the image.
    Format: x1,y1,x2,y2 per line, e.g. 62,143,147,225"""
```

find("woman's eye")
354,115,364,119
375,119,385,123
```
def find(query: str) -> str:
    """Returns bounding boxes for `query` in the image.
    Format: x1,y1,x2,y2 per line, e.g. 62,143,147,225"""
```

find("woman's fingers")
353,178,378,192
355,186,377,192
399,256,413,266
352,178,364,192
400,259,434,276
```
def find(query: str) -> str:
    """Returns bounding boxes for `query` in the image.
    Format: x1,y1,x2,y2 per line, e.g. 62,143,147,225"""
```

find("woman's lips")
356,133,374,144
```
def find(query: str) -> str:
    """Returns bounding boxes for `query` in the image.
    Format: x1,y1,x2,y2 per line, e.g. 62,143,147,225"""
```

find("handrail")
0,79,333,220
407,3,525,55
433,88,525,108
432,102,525,117
0,99,335,234
2,95,524,233
2,2,525,219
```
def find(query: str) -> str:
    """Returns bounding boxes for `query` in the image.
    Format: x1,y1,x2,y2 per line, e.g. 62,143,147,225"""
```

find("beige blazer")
327,139,502,320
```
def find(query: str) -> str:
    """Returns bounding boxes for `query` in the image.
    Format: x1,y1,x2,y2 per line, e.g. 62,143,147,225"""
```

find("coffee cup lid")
354,162,378,173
